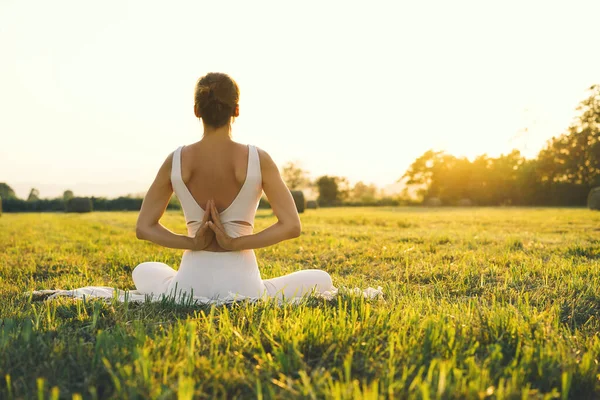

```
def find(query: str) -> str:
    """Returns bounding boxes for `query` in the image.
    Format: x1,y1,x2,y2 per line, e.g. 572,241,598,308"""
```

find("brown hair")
194,73,240,128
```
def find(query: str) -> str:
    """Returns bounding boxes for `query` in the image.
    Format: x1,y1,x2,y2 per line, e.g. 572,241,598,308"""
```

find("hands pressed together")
191,199,239,251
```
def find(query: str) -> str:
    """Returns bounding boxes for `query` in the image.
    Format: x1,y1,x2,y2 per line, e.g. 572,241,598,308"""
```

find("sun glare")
0,0,599,198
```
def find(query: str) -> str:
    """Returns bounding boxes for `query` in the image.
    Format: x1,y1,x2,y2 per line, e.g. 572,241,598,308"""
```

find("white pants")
132,249,333,301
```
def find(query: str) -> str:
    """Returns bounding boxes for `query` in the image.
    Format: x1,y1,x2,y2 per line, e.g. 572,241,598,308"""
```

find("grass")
1,207,600,399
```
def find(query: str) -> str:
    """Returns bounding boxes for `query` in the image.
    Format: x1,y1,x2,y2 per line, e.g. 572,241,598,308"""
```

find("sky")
1,0,600,199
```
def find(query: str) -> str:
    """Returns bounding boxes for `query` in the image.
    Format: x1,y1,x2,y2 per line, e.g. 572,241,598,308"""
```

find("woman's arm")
135,152,212,250
208,148,301,250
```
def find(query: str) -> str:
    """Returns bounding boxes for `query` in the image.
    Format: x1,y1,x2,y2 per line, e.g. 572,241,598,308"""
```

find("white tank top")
170,144,263,238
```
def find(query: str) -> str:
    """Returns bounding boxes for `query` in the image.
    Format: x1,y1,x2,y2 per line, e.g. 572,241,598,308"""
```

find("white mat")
26,285,384,305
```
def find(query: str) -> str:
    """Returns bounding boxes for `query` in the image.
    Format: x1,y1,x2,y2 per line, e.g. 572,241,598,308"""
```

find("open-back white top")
170,144,263,239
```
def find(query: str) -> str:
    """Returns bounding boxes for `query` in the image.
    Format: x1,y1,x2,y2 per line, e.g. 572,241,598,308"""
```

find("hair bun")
210,84,230,106
197,84,230,106
194,72,240,127
195,85,211,103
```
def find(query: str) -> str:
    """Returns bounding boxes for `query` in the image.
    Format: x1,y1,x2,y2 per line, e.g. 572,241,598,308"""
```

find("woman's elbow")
136,225,148,240
288,221,302,238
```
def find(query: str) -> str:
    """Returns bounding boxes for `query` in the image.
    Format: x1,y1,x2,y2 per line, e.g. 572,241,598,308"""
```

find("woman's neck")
202,123,232,140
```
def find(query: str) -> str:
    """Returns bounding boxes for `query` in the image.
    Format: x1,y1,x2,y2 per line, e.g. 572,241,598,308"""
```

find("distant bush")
290,190,306,213
2,198,65,212
66,197,93,213
91,196,143,211
0,195,2,217
0,191,416,213
258,197,271,209
589,187,600,210
425,197,442,207
167,195,181,210
1,196,161,213
457,198,473,207
342,197,404,207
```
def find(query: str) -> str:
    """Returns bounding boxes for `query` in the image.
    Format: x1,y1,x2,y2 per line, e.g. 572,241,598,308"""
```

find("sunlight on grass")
1,208,600,398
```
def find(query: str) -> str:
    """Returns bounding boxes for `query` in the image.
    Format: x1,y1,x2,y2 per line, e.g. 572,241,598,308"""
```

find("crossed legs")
262,269,333,300
132,262,176,296
132,261,333,300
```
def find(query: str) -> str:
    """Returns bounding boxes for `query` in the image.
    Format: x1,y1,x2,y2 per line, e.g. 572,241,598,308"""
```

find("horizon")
5,176,405,200
2,0,600,200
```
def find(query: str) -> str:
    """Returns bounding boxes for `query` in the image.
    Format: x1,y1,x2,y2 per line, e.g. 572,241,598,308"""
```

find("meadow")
1,207,600,399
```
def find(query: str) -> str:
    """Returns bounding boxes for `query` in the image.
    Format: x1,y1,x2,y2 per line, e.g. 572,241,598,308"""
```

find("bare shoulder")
255,146,278,172
163,150,175,168
156,150,175,179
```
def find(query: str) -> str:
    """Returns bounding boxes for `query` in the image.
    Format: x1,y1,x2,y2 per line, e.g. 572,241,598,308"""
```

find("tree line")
280,165,405,207
0,187,182,213
278,85,599,208
1,84,598,212
401,85,600,206
0,175,403,214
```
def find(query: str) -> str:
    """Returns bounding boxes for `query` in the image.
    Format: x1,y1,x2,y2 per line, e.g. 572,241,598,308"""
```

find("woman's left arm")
135,152,197,250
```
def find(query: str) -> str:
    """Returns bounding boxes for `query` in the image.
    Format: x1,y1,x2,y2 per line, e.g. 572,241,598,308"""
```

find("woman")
132,72,333,302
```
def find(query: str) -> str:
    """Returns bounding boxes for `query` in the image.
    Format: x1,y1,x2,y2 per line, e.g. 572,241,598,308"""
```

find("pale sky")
1,0,599,199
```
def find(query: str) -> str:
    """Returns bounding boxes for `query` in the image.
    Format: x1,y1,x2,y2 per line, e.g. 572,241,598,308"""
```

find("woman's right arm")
210,148,301,251
135,152,214,251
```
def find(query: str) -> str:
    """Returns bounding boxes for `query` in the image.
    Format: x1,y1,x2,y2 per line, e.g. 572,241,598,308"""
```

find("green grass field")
1,207,600,399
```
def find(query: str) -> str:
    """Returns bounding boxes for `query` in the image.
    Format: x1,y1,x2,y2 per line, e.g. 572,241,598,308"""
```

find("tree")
401,150,443,199
538,84,600,188
402,150,471,203
351,181,378,202
66,197,93,213
63,190,74,202
336,176,351,202
281,161,310,190
315,175,350,206
402,149,529,205
27,188,40,202
399,84,600,207
0,183,17,199
315,176,338,206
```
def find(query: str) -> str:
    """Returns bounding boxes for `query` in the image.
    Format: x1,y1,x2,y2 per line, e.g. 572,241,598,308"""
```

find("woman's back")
180,140,252,216
172,139,263,252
